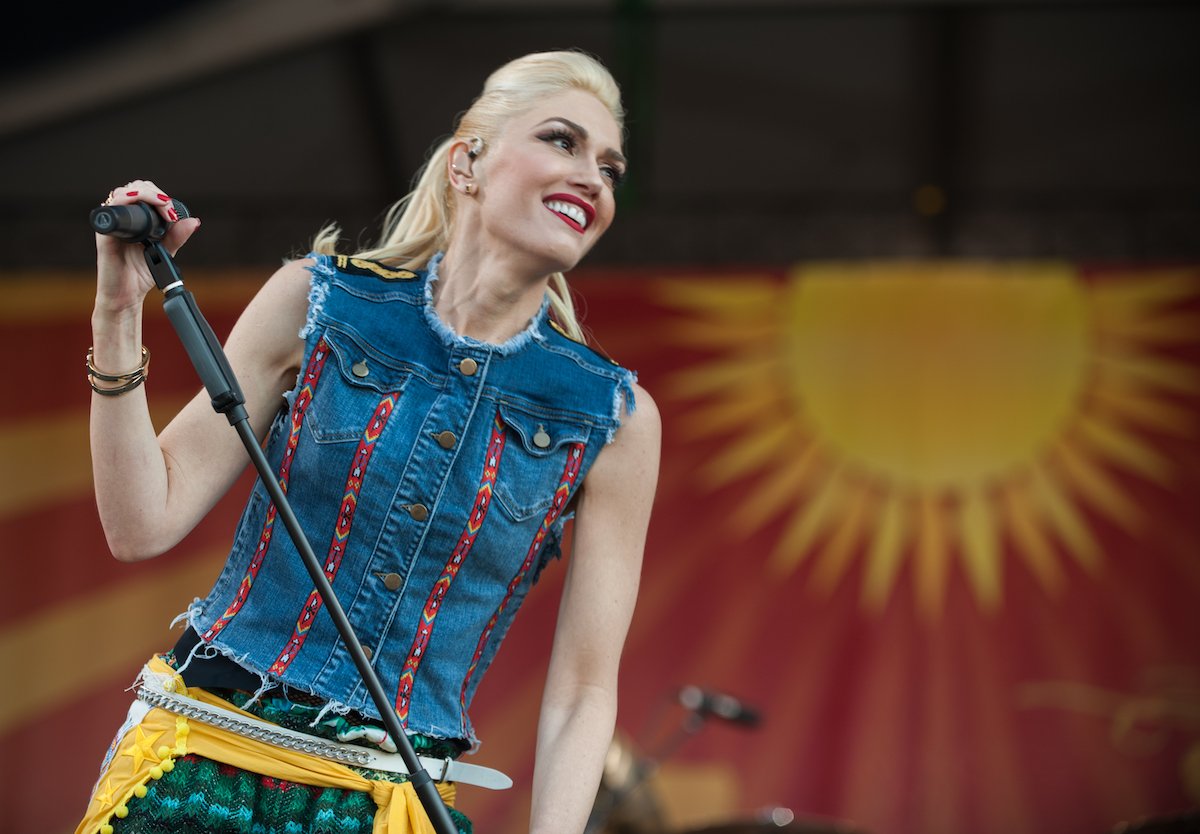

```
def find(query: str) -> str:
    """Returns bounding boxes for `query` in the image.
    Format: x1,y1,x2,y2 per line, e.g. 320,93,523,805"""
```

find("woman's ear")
448,138,481,193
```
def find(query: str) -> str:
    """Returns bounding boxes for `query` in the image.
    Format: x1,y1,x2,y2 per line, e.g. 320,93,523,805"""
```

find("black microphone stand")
137,238,460,834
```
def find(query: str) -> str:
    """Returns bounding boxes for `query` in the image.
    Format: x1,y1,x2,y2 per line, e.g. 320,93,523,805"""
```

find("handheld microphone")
90,199,190,243
678,685,761,727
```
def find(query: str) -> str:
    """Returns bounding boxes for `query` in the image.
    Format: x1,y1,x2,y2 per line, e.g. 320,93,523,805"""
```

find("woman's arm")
90,180,311,561
528,383,661,834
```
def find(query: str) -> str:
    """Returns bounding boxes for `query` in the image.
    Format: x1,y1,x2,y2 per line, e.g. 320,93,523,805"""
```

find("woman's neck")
433,244,551,345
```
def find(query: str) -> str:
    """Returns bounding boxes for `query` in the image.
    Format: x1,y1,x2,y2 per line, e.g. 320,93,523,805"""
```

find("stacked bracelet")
87,346,151,396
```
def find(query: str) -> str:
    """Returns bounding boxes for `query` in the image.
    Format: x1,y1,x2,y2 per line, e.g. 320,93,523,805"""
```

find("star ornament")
119,725,166,770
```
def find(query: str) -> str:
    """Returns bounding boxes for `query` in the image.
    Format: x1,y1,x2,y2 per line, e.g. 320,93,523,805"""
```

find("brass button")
533,425,551,449
435,430,457,449
382,572,402,591
361,645,373,660
408,503,429,522
458,357,478,376
351,360,369,378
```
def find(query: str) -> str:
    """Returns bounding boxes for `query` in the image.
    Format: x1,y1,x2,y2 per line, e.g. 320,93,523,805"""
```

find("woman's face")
470,88,626,274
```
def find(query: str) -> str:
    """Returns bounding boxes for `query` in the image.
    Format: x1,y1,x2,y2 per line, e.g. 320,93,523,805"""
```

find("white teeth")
545,200,588,229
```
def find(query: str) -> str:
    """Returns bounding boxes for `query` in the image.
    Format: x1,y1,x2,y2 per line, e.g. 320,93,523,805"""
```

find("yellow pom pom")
162,678,176,693
161,758,175,772
149,766,163,780
157,745,170,758
100,825,114,834
133,784,148,798
176,724,189,738
114,804,129,818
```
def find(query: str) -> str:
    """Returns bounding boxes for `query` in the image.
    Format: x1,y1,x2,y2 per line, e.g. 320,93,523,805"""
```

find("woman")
77,49,660,834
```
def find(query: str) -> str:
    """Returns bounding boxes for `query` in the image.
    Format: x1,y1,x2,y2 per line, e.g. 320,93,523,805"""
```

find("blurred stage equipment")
586,729,668,834
678,685,761,728
587,686,864,834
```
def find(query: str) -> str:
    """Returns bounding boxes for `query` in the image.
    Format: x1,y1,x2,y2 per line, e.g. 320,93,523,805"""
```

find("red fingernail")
157,193,170,202
126,190,139,197
167,208,179,221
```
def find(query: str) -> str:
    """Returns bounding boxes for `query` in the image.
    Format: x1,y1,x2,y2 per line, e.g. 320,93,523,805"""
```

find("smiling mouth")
545,199,590,233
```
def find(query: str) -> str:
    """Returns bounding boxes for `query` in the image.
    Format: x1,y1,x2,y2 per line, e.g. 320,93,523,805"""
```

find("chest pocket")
493,401,592,523
306,328,411,444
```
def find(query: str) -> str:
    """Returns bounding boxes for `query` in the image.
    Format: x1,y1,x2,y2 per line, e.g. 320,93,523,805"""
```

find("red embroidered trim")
268,392,400,675
203,338,331,643
458,442,585,727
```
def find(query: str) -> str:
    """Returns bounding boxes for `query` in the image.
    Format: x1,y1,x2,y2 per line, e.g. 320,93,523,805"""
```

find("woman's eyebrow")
536,117,627,167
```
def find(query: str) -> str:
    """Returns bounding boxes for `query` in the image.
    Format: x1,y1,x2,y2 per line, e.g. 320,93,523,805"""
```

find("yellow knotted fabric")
75,656,457,834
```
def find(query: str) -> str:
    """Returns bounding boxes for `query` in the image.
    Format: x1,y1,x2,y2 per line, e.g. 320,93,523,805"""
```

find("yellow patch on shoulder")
335,255,417,281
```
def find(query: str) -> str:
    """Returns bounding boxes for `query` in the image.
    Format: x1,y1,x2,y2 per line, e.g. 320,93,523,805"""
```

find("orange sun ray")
664,317,784,349
1000,483,1065,594
914,493,954,621
677,386,787,441
731,442,825,536
1092,350,1200,395
771,466,848,575
656,277,781,316
1075,413,1175,484
665,355,780,400
699,419,794,489
1088,379,1196,437
1091,313,1200,345
1050,441,1143,533
812,480,874,594
1086,269,1200,315
862,491,910,611
957,488,1003,611
1027,465,1102,574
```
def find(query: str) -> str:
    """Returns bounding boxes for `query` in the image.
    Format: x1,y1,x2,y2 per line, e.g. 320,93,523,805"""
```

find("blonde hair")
311,50,625,342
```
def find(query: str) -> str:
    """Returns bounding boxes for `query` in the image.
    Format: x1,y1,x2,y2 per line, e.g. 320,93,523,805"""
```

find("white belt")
135,667,511,791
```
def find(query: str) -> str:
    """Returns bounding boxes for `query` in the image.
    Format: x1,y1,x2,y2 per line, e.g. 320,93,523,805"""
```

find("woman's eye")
602,166,626,188
543,130,576,152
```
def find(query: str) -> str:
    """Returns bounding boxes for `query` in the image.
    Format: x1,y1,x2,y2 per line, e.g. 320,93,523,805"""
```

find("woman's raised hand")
94,179,202,313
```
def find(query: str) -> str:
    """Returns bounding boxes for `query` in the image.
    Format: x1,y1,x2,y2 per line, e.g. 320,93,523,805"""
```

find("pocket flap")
497,401,591,456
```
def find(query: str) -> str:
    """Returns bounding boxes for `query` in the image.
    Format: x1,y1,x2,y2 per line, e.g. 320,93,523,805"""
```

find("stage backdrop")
1,261,1196,834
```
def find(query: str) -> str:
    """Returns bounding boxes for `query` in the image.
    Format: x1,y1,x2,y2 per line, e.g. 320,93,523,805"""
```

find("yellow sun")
659,263,1199,619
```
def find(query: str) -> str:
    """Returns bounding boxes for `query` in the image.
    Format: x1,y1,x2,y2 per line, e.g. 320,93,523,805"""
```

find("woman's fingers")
163,216,202,257
96,179,200,252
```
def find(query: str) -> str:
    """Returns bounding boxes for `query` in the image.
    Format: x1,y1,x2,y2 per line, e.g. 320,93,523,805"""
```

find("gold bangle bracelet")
89,373,148,396
86,346,150,382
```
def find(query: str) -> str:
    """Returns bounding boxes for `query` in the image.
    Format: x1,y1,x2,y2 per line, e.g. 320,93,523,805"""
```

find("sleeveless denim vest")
188,252,636,746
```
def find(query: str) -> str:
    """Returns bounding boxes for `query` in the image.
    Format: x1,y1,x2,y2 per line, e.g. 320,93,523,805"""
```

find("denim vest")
188,252,636,746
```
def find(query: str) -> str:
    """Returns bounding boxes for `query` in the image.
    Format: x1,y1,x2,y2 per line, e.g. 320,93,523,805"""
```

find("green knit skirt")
108,687,473,834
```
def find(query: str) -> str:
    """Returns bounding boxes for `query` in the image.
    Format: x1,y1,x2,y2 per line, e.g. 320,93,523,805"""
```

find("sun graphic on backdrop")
659,263,1198,619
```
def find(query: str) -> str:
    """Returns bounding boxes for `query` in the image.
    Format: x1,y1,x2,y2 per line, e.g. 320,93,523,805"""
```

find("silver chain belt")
133,668,512,790
136,684,375,766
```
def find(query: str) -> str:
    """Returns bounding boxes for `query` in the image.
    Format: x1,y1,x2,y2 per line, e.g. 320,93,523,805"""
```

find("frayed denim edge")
422,251,549,357
298,253,334,340
177,604,353,718
606,369,639,444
